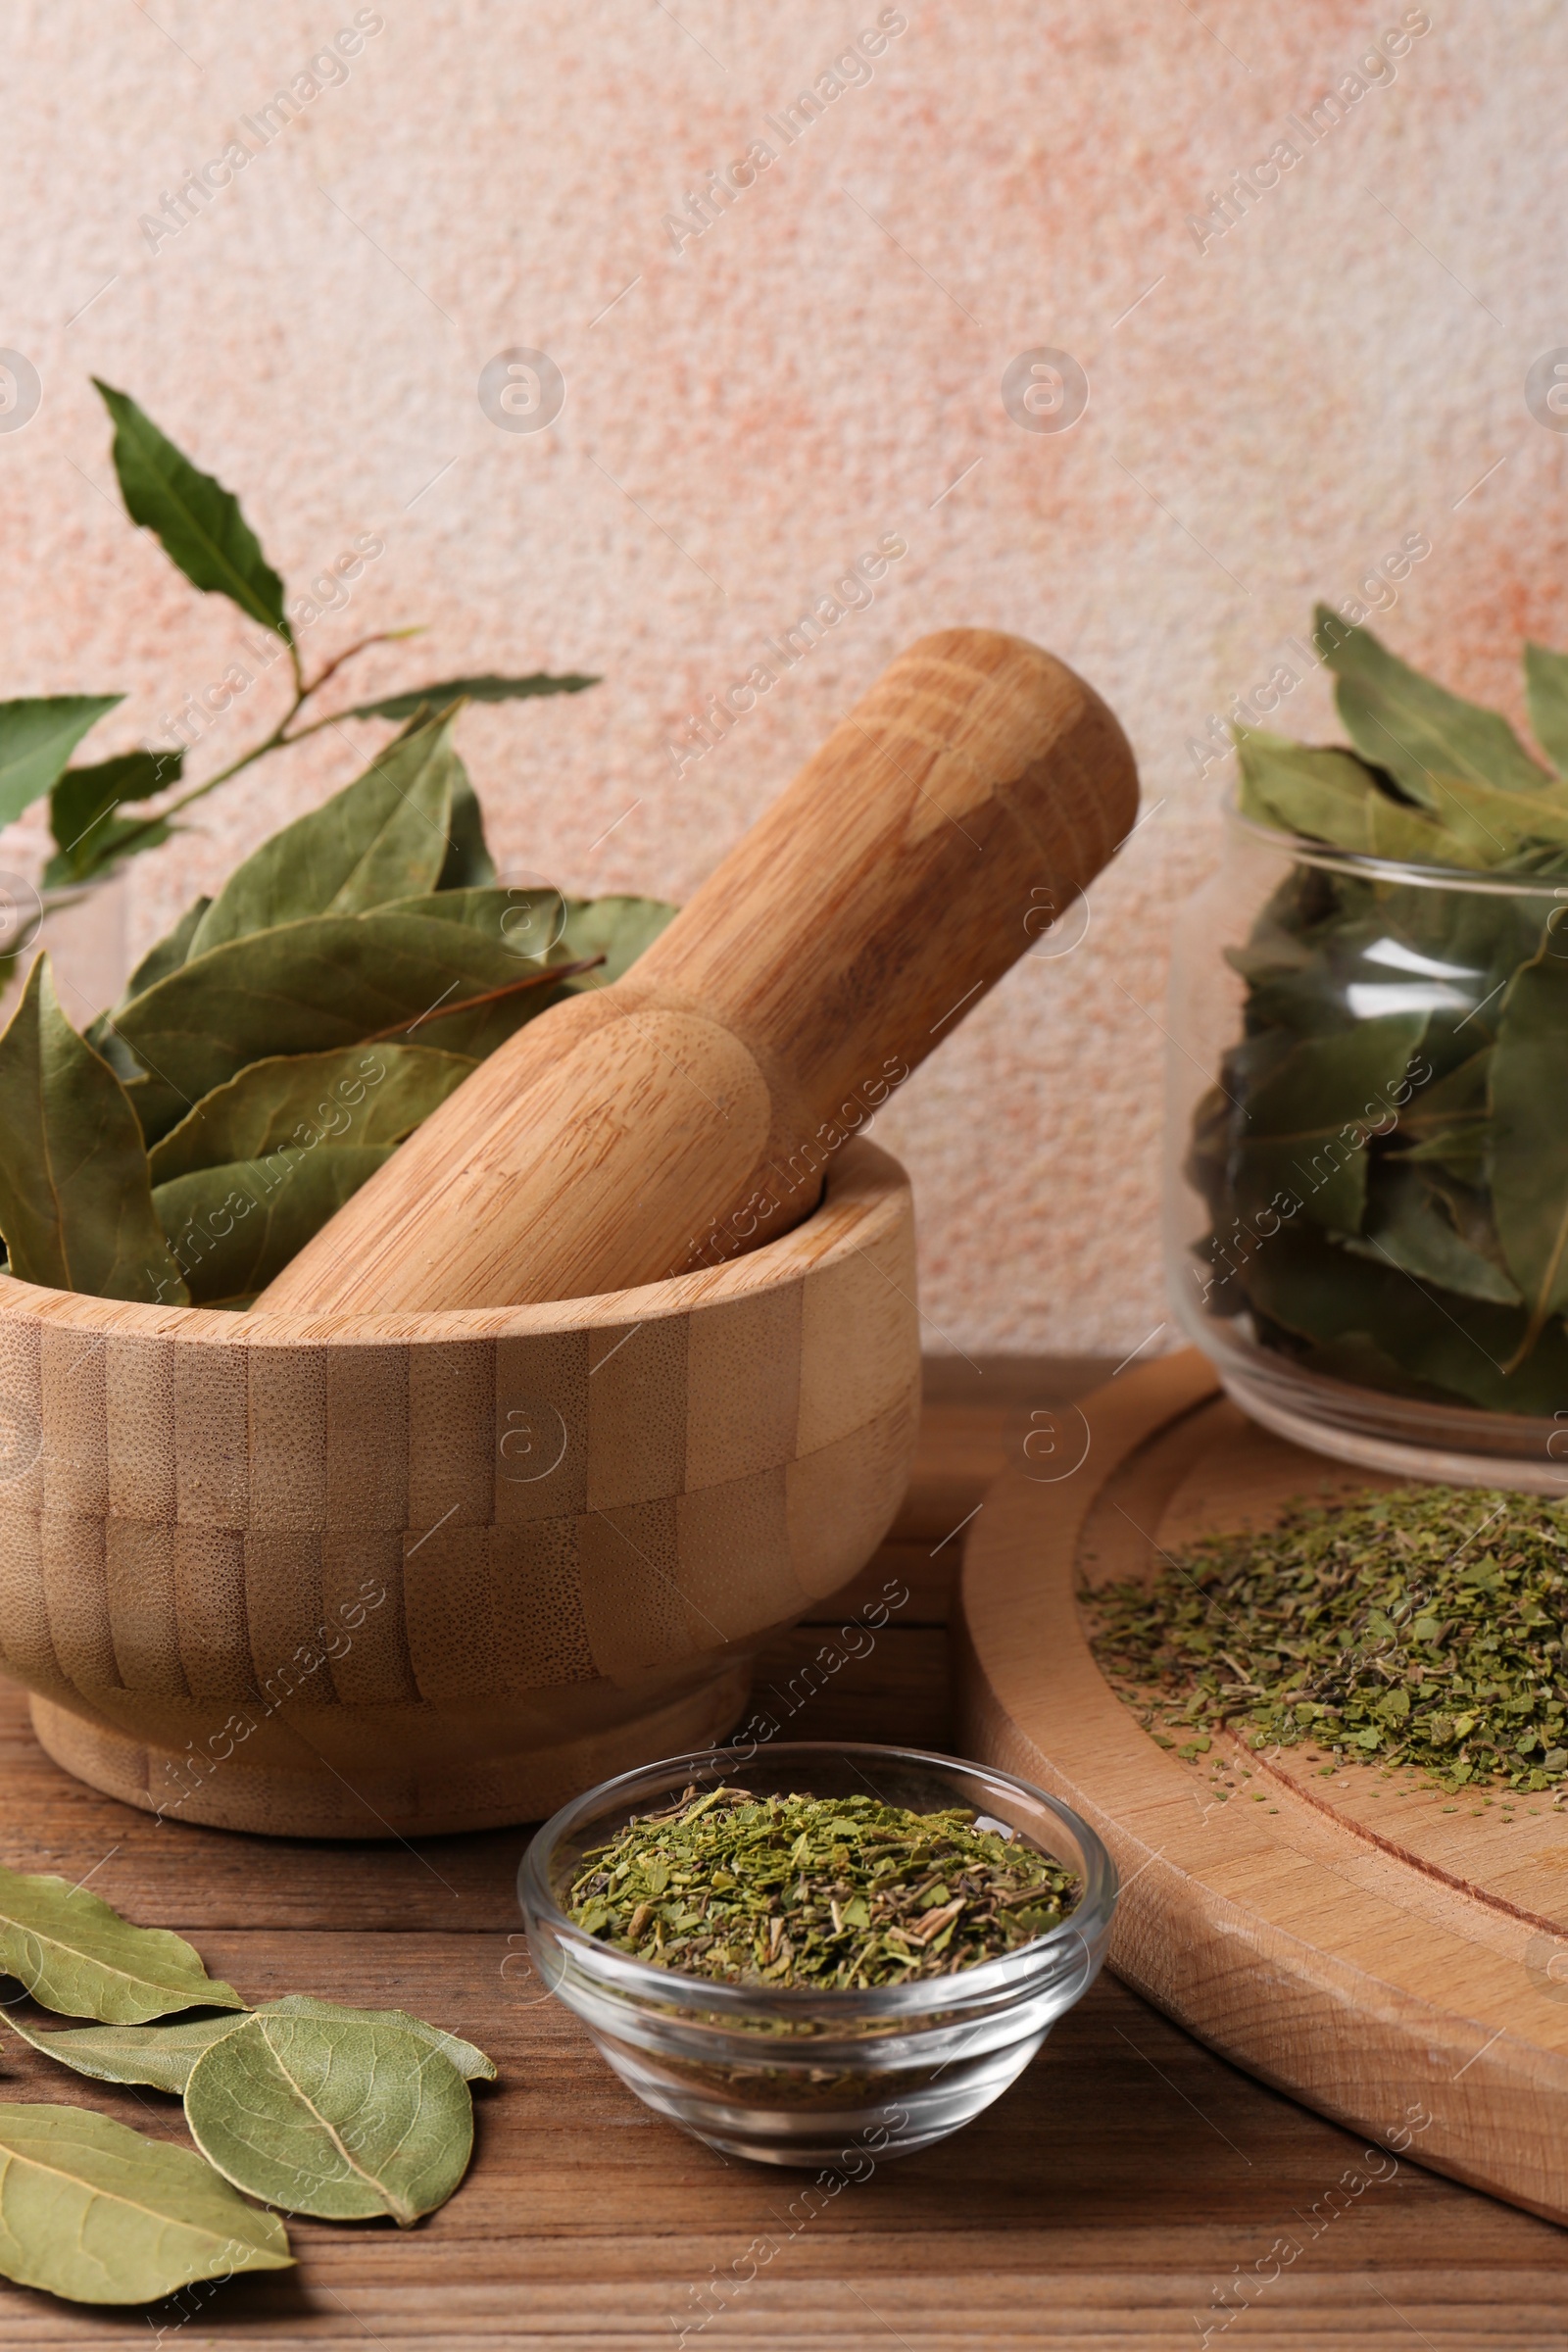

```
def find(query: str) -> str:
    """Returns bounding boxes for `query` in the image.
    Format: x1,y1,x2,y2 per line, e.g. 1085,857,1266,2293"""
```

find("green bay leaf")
2,2010,248,2093
184,2011,473,2225
0,958,188,1302
0,2104,291,2304
189,708,460,956
344,670,598,721
0,696,122,829
47,748,181,884
94,379,289,639
1320,605,1552,803
0,1863,243,2023
155,1147,395,1306
149,1044,474,1183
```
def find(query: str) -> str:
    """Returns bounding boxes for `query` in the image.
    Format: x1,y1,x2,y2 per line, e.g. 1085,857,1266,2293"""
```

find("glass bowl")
1167,803,1568,1489
517,1741,1115,2168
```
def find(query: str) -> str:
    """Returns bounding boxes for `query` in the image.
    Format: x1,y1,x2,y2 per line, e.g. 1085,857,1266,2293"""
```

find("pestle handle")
259,629,1138,1313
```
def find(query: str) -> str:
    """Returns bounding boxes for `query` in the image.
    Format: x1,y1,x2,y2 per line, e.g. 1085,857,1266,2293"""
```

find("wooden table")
1,1356,1565,2349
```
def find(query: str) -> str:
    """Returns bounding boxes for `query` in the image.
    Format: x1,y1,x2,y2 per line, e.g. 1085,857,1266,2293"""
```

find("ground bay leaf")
0,958,188,1303
184,2011,473,2225
0,1864,243,2024
0,2103,291,2304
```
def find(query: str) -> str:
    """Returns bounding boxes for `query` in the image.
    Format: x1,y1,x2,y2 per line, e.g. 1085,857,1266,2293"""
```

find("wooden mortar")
0,1141,915,1838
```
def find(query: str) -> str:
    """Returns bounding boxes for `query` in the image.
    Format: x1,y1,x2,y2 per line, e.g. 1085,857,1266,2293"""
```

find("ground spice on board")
1088,1484,1568,1793
565,1787,1080,1987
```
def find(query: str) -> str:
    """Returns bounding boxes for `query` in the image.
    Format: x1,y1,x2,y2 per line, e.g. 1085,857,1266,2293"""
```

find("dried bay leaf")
0,1863,242,2023
94,380,289,640
1232,1013,1428,1234
185,2010,473,2225
559,893,678,985
262,1995,495,2082
1347,1161,1520,1306
1321,606,1553,804
155,1148,395,1306
437,759,497,889
8,1997,493,2095
119,896,212,1004
0,958,188,1303
112,907,573,1127
1525,641,1568,773
1489,949,1568,1360
1235,728,1467,867
150,1045,474,1183
189,708,460,956
0,2104,291,2304
2,2011,248,2093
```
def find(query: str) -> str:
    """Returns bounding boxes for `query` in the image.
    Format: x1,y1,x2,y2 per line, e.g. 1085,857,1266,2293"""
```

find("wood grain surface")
0,1355,1562,2350
958,1348,1568,2239
0,1142,918,1838
262,630,1138,1312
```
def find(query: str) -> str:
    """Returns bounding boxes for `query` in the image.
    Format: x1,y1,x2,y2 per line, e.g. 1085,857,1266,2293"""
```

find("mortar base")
28,1672,753,1840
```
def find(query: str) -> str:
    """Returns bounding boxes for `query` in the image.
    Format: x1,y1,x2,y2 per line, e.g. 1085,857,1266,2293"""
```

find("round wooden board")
956,1346,1568,2227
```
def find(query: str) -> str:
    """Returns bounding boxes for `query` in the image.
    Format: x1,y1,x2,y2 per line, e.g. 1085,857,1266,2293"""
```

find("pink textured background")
2,0,1559,1351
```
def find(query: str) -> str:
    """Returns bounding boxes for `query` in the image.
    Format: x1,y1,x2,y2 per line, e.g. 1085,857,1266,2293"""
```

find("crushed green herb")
1088,1484,1568,1794
565,1787,1079,1987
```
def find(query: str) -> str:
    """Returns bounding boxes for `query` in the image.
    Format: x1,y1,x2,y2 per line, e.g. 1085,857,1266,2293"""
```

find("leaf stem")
79,626,425,866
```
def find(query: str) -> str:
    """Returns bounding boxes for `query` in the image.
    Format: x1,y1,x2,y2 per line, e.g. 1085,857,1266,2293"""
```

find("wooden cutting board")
956,1347,1568,2227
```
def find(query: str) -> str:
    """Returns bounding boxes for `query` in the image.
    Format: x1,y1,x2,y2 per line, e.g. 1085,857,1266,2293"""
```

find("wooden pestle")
259,629,1138,1313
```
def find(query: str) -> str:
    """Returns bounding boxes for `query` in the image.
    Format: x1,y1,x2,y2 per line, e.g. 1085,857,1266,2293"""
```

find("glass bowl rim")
1224,797,1568,900
517,1739,1118,2022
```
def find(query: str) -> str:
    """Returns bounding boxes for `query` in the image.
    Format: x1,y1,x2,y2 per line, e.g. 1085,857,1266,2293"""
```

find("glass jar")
518,1741,1115,2168
1166,806,1568,1489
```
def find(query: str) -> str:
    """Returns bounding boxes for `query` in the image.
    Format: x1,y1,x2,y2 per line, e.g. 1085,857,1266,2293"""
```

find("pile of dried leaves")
567,1787,1080,1987
0,379,670,1306
1191,607,1568,1414
0,1861,495,2304
1088,1483,1568,1793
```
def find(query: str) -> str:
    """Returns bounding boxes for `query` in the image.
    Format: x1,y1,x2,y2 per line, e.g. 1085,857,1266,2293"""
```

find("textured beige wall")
1,0,1558,1350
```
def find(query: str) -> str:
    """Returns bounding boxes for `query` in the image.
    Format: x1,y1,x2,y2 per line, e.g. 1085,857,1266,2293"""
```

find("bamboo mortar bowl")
0,1140,918,1839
